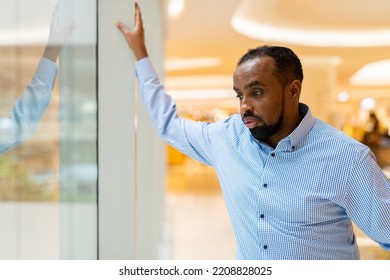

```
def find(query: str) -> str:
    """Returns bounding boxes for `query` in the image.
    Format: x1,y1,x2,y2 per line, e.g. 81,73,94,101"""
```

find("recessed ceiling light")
231,18,390,47
168,0,185,20
337,91,350,103
165,57,221,71
165,75,232,89
360,98,376,110
350,60,390,86
231,0,390,47
168,89,233,100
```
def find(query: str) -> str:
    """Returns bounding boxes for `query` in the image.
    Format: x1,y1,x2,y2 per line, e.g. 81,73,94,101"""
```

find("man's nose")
241,97,253,112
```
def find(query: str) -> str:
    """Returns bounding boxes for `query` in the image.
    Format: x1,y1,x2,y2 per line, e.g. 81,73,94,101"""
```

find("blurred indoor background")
164,0,390,260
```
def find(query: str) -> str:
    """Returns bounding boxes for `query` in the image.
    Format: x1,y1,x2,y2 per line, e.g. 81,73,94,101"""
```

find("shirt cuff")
34,57,58,85
135,57,157,82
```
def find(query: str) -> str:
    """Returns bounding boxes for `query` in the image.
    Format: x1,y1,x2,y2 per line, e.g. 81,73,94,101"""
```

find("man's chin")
249,127,271,141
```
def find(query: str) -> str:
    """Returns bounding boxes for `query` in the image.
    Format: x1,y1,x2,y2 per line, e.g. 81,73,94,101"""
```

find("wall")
98,0,166,259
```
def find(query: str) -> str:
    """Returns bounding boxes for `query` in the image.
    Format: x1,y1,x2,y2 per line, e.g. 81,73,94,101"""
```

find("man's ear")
289,80,301,100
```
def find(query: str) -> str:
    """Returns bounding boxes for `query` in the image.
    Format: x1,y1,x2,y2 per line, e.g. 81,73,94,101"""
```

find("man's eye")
252,89,263,96
236,94,243,100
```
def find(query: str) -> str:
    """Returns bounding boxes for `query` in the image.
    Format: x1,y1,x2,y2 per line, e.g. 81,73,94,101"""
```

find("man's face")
233,56,287,142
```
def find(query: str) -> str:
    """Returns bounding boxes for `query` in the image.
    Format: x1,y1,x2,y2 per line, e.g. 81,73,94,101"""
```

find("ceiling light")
168,89,233,100
168,0,185,20
360,98,376,110
301,56,342,66
337,91,350,103
165,57,221,71
165,75,232,89
349,60,390,86
231,18,390,47
231,0,390,47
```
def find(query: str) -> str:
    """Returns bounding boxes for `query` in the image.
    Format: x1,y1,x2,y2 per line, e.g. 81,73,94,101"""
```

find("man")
115,2,390,259
0,3,71,153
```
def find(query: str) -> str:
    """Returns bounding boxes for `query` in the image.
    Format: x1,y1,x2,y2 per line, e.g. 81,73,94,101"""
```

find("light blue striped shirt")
0,58,57,153
136,57,390,260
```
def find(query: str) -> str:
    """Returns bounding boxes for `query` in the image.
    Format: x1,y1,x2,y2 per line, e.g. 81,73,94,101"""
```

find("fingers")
115,1,141,33
115,21,122,30
115,21,127,35
135,2,143,27
115,1,148,60
134,0,137,23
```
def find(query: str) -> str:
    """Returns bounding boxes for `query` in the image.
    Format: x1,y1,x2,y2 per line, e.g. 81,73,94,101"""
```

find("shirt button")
263,184,268,188
263,245,268,249
260,214,265,218
292,146,296,150
271,153,275,157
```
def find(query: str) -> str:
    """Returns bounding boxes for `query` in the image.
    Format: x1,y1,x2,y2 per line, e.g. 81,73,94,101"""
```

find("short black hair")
237,45,303,86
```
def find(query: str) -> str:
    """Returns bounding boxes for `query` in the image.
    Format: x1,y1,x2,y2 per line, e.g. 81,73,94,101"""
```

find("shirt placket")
256,146,280,257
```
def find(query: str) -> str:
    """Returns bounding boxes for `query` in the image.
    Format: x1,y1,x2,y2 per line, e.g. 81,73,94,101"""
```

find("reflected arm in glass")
44,2,75,62
0,2,73,153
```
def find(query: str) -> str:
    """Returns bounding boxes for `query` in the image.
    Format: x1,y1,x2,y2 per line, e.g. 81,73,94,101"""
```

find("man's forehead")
233,57,276,78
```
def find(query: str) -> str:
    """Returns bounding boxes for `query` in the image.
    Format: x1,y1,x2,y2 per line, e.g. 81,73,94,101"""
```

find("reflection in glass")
0,0,97,259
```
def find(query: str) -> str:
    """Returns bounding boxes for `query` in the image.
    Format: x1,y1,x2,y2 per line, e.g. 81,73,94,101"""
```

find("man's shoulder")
311,118,368,151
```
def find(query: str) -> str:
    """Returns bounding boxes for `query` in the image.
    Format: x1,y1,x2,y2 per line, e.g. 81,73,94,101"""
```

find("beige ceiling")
165,0,390,91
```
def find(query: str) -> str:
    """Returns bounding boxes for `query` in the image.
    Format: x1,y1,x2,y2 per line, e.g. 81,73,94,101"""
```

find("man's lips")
243,117,260,129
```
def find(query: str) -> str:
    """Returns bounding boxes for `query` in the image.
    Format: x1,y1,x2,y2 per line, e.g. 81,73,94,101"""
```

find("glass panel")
0,0,97,259
58,0,97,260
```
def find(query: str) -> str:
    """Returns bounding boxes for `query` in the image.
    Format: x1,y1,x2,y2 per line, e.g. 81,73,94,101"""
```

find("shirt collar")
254,103,315,152
285,103,315,150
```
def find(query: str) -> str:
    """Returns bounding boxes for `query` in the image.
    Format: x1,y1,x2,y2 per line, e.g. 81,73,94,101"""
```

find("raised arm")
115,1,148,61
0,2,73,153
114,1,219,166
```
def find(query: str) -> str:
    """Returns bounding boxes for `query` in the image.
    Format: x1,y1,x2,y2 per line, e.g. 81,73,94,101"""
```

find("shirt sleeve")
135,57,219,166
0,57,57,153
344,148,390,250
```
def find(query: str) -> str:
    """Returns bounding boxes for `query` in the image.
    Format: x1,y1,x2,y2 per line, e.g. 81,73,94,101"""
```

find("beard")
243,99,285,142
249,112,284,141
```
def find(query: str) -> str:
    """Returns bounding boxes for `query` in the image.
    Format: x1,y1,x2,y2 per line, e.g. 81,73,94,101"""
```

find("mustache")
242,111,262,121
